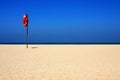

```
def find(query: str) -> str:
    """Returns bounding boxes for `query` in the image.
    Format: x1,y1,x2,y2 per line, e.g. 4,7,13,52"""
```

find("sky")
0,0,120,43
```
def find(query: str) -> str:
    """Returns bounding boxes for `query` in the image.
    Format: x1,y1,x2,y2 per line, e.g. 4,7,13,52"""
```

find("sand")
0,45,120,80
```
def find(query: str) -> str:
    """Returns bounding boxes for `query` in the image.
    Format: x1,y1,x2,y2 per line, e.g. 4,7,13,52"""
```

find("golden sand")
0,45,120,80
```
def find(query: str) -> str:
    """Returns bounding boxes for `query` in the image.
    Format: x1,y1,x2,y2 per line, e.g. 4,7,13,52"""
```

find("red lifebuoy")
23,14,28,27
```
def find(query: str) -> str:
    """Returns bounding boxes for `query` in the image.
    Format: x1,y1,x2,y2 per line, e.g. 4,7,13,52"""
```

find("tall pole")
23,14,29,48
26,26,28,48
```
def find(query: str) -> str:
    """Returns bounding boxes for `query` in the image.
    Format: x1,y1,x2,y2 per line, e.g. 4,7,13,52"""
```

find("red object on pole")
23,14,28,27
22,14,29,48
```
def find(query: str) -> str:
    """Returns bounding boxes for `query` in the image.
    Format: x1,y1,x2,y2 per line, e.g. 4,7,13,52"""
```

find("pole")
26,26,28,48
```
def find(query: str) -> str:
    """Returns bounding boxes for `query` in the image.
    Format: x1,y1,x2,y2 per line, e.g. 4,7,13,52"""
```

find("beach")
0,45,120,80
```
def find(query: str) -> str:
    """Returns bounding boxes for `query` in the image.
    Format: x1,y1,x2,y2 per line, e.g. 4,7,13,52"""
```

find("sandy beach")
0,45,120,80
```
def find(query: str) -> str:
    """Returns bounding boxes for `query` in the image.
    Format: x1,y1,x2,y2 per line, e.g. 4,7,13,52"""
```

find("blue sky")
0,0,120,43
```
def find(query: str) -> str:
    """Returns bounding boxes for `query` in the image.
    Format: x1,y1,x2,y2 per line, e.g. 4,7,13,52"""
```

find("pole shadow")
31,46,38,49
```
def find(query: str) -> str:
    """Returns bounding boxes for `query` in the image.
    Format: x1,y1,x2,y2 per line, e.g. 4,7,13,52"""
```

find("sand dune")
0,45,120,80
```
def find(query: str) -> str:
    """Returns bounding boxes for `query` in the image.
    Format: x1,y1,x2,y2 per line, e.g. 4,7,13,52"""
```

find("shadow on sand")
31,46,38,49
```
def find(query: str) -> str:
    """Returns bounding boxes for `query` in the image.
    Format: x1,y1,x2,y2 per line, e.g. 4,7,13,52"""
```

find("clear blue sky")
0,0,120,43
